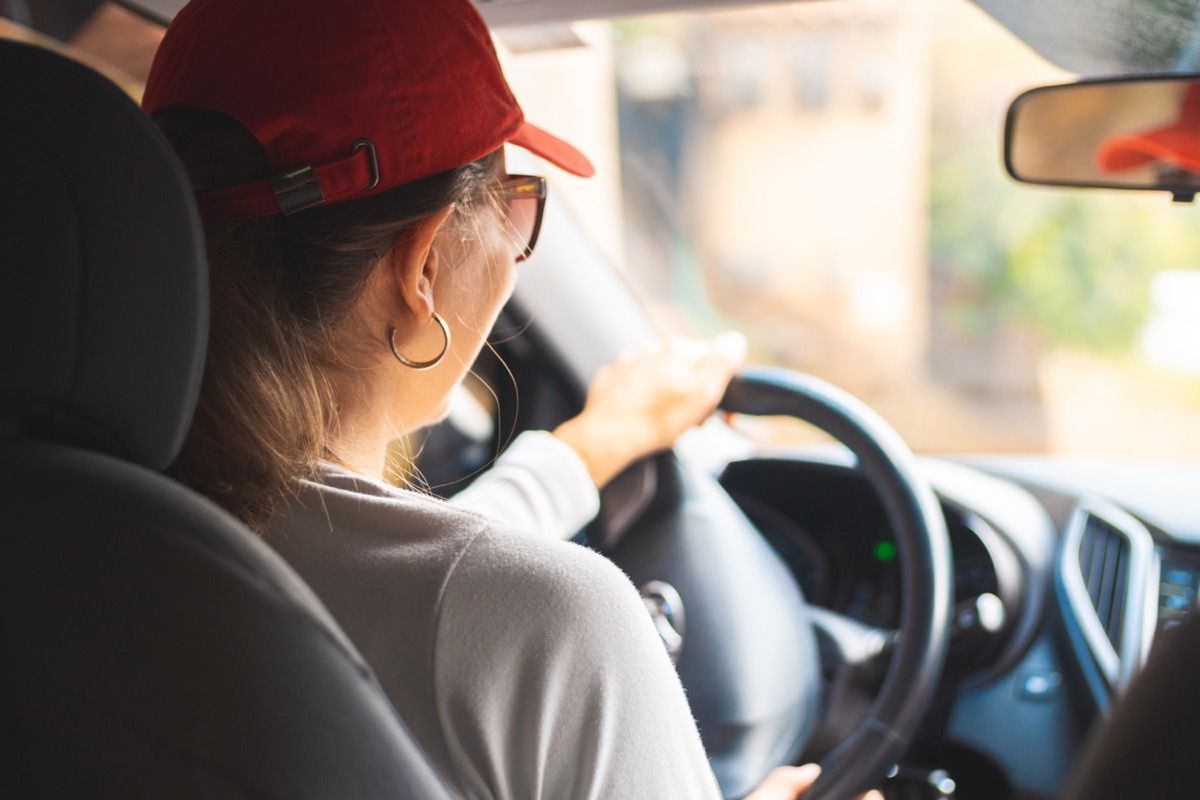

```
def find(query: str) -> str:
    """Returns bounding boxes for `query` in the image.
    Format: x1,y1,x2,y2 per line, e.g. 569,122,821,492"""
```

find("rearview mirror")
1005,75,1200,202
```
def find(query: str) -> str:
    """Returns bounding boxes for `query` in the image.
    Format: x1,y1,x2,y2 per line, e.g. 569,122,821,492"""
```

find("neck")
326,372,399,482
326,431,389,481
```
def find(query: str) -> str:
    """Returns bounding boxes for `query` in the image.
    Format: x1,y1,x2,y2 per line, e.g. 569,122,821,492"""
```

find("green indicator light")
873,541,897,563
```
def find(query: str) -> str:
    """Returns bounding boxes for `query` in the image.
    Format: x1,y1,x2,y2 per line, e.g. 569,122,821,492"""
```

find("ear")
384,205,455,320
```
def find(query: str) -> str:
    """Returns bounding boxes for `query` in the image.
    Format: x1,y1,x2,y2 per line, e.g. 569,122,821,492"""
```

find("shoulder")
276,461,495,549
433,527,674,703
438,528,648,648
431,528,720,799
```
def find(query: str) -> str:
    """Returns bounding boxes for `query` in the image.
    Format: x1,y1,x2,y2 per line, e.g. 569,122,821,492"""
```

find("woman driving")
143,1,880,797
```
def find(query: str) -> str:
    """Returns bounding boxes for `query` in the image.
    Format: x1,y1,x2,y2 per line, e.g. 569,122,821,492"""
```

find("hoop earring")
388,312,451,370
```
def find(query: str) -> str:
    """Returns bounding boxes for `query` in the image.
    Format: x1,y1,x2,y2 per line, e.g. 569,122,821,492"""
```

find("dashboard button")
1018,670,1062,701
1164,569,1194,585
1165,594,1192,610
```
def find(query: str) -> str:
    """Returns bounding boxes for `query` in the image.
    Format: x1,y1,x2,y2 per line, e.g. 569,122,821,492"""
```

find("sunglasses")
494,174,547,262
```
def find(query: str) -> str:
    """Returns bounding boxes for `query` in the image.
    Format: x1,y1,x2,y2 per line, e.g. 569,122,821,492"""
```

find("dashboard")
969,457,1200,708
1157,550,1200,634
723,461,1002,627
719,455,1034,683
710,449,1199,799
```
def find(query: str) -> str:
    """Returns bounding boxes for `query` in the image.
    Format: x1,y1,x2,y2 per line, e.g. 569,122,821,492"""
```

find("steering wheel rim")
597,366,953,798
718,367,953,799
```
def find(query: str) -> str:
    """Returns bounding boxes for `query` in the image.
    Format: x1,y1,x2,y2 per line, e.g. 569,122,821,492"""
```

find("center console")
1155,550,1200,635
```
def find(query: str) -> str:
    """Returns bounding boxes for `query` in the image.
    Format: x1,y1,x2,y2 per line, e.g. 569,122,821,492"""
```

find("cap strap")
196,139,380,221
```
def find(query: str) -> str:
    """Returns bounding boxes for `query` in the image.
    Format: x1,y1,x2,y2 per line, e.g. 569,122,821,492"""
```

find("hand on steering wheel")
553,332,746,486
746,764,883,800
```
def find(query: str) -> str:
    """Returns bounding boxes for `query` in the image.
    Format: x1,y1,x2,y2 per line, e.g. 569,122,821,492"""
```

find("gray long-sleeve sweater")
264,431,722,799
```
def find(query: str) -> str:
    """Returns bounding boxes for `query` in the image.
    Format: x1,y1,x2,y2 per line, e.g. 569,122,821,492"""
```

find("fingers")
745,764,821,799
577,332,748,459
770,763,821,792
713,330,748,366
593,333,746,400
743,762,884,800
613,332,745,372
670,331,746,370
695,331,747,404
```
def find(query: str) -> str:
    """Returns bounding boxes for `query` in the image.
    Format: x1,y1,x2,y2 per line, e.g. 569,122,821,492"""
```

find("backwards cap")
143,0,594,219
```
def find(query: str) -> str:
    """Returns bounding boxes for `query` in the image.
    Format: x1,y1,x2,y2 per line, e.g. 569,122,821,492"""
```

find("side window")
0,3,162,96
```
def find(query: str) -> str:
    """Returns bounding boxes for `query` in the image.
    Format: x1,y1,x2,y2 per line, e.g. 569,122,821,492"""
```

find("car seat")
1062,611,1200,799
0,39,450,799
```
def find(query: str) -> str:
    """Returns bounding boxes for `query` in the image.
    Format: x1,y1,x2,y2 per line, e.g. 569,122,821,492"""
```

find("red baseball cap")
142,0,594,220
1096,83,1200,175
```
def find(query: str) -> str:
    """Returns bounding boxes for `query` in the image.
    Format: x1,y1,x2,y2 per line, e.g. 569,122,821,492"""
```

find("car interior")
3,1,1199,799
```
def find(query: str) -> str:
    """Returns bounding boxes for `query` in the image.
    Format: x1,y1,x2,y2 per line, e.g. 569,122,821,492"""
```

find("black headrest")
0,40,207,471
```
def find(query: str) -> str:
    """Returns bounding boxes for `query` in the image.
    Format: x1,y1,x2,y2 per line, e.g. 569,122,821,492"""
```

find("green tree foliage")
931,142,1200,353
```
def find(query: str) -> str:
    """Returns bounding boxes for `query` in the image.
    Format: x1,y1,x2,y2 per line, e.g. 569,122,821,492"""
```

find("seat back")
0,39,449,799
1062,613,1200,800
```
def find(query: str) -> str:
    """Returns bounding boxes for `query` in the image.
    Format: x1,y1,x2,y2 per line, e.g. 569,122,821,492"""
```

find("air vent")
1078,514,1131,651
1059,499,1155,694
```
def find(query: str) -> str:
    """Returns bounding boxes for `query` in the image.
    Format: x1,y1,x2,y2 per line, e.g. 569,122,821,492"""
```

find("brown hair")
154,107,497,531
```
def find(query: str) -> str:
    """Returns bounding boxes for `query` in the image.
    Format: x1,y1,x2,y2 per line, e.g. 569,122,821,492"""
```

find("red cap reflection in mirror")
141,0,594,220
1096,83,1200,175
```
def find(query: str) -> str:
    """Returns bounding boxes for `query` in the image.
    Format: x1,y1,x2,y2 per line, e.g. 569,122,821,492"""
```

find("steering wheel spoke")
809,606,895,669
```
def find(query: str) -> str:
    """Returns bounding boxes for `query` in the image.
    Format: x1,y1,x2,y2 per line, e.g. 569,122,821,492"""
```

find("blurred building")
617,0,933,390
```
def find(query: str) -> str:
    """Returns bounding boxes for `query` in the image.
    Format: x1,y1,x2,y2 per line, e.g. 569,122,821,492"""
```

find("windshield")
971,0,1200,74
501,0,1200,458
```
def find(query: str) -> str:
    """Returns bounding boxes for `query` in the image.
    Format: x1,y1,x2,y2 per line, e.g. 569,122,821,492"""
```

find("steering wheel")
595,367,953,799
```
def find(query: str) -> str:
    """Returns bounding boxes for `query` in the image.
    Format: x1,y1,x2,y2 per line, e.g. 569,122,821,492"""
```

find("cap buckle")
353,139,380,190
270,166,325,216
269,139,380,216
